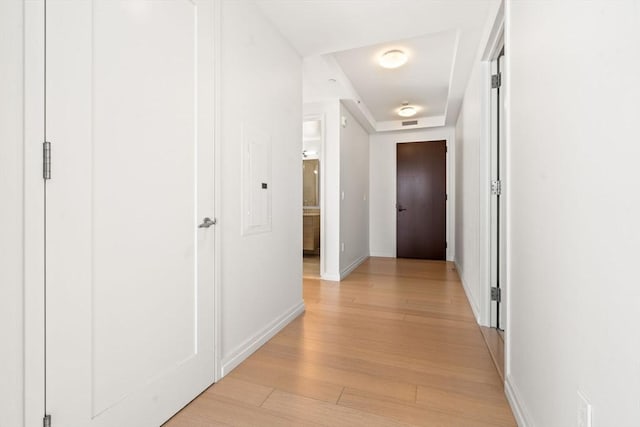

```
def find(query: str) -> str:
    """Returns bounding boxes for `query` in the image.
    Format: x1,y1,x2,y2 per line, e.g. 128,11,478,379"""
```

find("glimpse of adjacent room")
302,118,321,278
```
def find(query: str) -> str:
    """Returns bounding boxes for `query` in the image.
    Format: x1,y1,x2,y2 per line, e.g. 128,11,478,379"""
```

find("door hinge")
43,141,51,180
491,179,502,196
491,73,502,89
43,414,51,427
491,287,502,303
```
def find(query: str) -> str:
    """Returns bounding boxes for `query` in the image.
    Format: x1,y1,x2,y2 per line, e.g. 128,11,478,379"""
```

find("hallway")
165,258,515,426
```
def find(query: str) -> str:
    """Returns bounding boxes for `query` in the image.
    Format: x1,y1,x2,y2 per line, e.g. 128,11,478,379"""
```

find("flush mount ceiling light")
379,49,408,69
398,102,417,117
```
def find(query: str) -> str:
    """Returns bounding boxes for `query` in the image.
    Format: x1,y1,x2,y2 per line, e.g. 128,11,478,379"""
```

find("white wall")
454,57,491,325
219,0,304,374
339,104,370,277
506,1,640,426
303,101,371,280
0,1,25,425
304,101,342,280
369,127,456,260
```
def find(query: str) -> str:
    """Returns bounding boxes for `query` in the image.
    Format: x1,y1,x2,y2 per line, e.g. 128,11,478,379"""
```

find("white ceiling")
256,0,500,132
333,30,458,122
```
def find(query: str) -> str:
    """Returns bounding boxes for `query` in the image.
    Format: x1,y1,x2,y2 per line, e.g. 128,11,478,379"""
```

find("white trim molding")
321,273,341,282
369,251,395,258
454,261,482,324
303,112,327,280
340,255,369,280
505,374,535,427
220,301,305,376
212,0,223,383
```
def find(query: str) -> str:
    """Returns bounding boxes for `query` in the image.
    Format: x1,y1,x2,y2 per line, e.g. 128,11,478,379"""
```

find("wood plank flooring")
479,326,505,382
303,254,320,279
165,257,516,426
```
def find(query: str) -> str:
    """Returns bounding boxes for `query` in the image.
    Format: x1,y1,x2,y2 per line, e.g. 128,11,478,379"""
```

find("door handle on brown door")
397,205,407,212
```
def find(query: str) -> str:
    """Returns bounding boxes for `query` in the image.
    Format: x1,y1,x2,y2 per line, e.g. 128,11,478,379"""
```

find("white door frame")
480,0,511,371
23,1,223,423
303,113,326,278
479,1,506,327
212,0,223,384
24,2,46,423
488,46,505,329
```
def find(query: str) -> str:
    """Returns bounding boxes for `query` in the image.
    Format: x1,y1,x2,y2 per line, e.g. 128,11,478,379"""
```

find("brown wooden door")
396,141,447,260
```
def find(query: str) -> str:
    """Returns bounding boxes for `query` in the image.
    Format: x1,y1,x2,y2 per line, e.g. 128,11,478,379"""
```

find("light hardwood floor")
479,326,505,382
165,257,516,426
303,254,320,279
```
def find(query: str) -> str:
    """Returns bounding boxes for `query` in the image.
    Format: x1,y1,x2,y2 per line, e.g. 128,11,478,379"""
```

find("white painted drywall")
304,101,342,280
506,1,640,426
219,0,304,373
369,128,455,260
454,58,490,325
303,101,371,280
339,104,370,277
0,1,24,425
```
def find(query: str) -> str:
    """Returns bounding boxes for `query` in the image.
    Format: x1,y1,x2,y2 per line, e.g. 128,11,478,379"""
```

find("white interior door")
489,47,506,330
497,50,507,332
45,1,216,425
489,55,499,328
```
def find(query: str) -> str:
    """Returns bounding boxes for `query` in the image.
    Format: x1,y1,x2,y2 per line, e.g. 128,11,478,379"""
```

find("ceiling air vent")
402,120,418,126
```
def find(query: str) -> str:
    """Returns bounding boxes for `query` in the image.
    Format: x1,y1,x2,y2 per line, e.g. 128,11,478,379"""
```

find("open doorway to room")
302,117,323,278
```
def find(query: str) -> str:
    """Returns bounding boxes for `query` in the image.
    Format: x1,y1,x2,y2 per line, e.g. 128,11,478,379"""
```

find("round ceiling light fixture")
398,102,417,117
379,49,408,69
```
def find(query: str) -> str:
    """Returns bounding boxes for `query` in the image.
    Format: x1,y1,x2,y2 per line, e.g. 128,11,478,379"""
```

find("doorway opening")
302,116,324,278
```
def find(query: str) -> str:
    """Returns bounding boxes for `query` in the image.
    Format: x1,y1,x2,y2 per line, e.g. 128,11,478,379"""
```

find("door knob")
198,217,216,228
397,205,407,212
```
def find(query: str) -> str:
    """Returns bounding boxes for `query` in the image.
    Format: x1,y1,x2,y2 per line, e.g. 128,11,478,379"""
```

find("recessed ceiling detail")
257,0,501,131
332,30,457,123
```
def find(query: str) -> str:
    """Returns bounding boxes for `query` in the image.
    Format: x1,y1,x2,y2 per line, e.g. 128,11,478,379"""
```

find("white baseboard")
505,374,534,427
220,301,305,376
321,273,341,281
454,261,482,324
340,254,368,280
369,251,395,258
